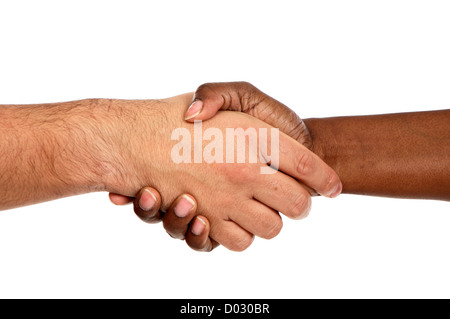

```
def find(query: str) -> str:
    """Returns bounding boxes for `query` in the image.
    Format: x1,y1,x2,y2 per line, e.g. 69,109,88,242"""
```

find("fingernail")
139,189,157,211
174,195,195,218
329,182,343,198
191,216,206,236
184,100,203,120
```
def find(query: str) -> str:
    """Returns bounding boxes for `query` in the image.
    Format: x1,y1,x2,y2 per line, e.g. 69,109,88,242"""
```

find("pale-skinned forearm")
0,99,138,210
304,110,450,200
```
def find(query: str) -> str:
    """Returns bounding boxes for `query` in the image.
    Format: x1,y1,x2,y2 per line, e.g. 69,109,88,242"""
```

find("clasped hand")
108,82,342,252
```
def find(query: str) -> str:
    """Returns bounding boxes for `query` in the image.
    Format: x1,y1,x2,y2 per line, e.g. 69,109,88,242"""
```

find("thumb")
184,82,256,121
183,82,312,148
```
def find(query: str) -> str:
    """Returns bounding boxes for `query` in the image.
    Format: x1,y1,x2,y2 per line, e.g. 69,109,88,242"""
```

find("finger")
184,82,312,148
163,194,197,240
185,216,219,252
185,81,342,196
262,130,342,198
254,169,312,220
108,193,134,205
211,220,255,252
229,201,283,240
133,187,163,224
184,82,258,121
280,134,342,197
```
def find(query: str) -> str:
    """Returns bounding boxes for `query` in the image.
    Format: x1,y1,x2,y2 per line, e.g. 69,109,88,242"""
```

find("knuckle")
295,152,313,176
238,81,256,91
222,164,257,184
288,193,311,219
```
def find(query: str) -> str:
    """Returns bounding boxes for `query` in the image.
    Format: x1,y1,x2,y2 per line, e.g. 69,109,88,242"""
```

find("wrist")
92,93,193,197
303,118,329,162
77,98,148,195
86,97,175,196
303,117,342,182
57,98,125,194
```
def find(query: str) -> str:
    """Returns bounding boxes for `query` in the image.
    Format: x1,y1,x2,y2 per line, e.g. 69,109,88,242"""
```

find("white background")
0,0,449,298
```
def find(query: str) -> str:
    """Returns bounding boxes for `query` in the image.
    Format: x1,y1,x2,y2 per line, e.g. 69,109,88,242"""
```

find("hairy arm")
0,99,129,210
0,94,340,251
304,110,450,200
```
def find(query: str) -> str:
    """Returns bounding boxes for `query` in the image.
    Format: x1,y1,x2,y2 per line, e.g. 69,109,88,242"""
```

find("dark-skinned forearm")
304,110,450,200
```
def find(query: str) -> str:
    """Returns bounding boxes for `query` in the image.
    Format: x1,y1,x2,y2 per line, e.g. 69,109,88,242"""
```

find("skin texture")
110,82,338,251
0,93,341,251
186,82,450,199
0,99,119,209
111,82,450,252
305,111,450,200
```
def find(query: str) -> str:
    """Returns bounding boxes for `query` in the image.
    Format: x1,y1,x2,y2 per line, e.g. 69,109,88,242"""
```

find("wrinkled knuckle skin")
229,235,254,252
295,152,313,177
238,81,256,91
289,194,310,219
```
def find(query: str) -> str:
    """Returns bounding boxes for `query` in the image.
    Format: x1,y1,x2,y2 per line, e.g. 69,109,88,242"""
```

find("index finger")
263,130,342,198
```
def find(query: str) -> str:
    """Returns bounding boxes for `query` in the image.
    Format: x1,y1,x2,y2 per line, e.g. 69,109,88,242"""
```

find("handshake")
108,82,343,252
1,82,448,252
